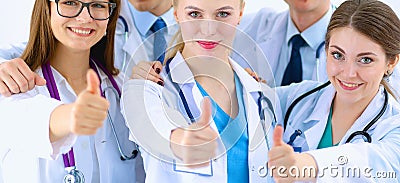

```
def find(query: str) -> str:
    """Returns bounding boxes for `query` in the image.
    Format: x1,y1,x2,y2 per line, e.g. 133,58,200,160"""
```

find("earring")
384,70,393,82
104,31,107,36
386,70,393,77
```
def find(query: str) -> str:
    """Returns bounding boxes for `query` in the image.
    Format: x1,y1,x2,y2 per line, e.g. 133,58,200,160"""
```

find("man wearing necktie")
236,0,333,87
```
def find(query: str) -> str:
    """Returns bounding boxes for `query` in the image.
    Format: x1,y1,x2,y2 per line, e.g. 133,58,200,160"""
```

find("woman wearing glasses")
0,0,137,182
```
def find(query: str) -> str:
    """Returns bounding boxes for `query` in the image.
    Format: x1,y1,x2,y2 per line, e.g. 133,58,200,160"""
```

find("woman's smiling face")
50,0,110,51
326,27,395,103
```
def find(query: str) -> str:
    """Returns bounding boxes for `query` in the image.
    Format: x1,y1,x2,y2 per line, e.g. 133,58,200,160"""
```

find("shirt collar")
230,58,263,93
286,5,333,50
130,4,175,37
167,52,262,93
304,83,335,122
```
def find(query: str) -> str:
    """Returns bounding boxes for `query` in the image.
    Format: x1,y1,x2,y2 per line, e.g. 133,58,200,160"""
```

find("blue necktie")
281,34,306,86
150,18,167,62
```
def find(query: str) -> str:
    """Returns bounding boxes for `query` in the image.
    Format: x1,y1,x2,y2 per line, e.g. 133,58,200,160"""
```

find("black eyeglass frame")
50,0,117,21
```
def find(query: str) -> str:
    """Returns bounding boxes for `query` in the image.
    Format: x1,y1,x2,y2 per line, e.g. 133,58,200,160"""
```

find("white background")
0,0,399,46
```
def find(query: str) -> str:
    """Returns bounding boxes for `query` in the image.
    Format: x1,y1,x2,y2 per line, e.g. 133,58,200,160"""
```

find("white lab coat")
114,0,146,71
122,52,282,182
277,81,400,182
238,7,400,95
235,8,329,86
0,64,136,182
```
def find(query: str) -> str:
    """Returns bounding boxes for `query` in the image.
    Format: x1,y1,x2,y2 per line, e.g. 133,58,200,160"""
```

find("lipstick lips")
338,79,363,91
197,41,219,49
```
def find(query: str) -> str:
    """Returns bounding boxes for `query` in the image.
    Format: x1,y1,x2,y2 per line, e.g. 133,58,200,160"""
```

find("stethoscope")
257,91,277,150
42,59,138,183
165,58,278,148
283,81,389,145
315,41,325,82
312,3,337,82
118,16,129,70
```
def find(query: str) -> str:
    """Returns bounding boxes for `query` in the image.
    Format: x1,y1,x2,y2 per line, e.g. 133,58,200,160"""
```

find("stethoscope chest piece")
64,167,85,183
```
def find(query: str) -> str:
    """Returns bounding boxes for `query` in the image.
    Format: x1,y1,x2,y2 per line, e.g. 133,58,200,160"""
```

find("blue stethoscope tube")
118,16,129,33
118,16,129,70
165,58,278,151
165,58,196,123
102,86,139,160
257,91,278,150
283,81,389,144
88,59,138,161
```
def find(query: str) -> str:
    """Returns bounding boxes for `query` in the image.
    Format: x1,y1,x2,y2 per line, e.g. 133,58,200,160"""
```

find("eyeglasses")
50,0,116,20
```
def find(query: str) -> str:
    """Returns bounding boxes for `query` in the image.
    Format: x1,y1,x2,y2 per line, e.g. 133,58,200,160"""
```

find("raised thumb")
273,125,284,147
86,69,100,95
197,97,212,127
34,73,46,86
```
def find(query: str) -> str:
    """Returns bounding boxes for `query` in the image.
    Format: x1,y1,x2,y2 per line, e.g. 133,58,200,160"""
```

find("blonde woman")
122,0,280,182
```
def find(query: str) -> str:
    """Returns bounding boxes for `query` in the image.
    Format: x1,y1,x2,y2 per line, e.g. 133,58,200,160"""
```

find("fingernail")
156,68,161,74
157,81,164,86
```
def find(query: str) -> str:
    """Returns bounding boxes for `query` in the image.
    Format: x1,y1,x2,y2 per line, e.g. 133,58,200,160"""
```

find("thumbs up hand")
267,126,318,182
268,125,294,168
86,69,101,95
70,69,110,135
267,125,296,182
170,97,219,168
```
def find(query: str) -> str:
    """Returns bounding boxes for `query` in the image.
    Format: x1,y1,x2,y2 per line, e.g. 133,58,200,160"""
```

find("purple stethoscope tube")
41,59,137,181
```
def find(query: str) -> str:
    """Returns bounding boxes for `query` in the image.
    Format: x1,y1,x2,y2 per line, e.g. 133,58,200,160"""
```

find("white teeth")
341,81,359,88
71,28,91,35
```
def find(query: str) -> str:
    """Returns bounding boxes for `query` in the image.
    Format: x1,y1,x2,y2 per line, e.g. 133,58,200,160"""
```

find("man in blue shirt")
235,0,334,86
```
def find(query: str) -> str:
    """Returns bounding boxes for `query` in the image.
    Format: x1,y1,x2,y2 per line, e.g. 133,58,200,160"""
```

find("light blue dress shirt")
129,3,176,61
275,6,334,84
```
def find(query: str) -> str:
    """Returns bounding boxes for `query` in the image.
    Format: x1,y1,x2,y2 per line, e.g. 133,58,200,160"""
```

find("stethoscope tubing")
283,81,388,144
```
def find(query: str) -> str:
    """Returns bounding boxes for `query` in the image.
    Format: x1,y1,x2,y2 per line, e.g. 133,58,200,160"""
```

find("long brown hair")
20,0,121,75
325,0,400,99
